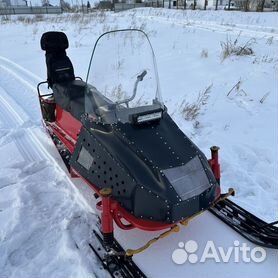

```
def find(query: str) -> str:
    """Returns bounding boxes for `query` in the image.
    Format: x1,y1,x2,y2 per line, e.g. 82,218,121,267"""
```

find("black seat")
41,31,86,120
40,32,111,121
41,31,75,88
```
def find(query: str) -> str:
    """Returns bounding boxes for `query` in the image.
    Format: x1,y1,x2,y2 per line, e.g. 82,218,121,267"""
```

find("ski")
88,230,147,278
209,199,278,249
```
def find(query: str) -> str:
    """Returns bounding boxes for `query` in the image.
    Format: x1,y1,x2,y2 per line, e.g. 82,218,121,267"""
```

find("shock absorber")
209,146,221,185
99,188,114,251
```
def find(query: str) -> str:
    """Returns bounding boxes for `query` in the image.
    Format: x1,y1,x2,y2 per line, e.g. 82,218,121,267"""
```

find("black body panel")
70,112,219,224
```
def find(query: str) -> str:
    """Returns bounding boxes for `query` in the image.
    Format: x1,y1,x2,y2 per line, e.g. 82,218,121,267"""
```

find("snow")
0,8,277,278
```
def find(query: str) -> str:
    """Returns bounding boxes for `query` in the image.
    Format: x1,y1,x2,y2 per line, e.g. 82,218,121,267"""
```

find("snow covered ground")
0,8,277,278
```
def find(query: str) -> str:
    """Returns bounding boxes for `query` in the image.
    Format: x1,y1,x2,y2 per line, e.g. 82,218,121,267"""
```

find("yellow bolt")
99,188,112,197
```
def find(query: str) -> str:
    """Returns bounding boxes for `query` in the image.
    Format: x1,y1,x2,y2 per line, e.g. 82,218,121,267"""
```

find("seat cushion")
53,80,87,120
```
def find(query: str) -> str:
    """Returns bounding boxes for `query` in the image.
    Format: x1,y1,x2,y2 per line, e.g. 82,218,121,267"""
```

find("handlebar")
116,70,147,107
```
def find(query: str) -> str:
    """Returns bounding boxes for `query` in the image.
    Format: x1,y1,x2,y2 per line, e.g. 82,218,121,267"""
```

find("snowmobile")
37,30,278,278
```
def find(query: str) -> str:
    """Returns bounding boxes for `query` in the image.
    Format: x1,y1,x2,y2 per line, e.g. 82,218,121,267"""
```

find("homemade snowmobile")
37,30,278,278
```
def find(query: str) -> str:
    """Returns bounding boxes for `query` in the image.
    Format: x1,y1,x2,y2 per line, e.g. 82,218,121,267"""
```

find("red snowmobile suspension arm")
208,146,221,184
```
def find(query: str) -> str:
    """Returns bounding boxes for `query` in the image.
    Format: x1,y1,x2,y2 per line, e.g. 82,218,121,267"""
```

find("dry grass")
0,15,11,24
201,49,208,58
1,11,107,26
105,84,128,103
221,33,255,61
180,84,212,121
266,36,274,45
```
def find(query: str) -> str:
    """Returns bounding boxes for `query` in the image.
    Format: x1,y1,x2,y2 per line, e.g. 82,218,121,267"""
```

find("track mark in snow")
0,60,41,122
0,57,93,212
0,70,98,277
0,56,42,85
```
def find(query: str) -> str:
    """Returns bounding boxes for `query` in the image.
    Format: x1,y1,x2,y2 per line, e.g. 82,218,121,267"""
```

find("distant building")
186,0,227,9
156,0,226,9
0,0,11,8
0,0,26,6
11,0,26,5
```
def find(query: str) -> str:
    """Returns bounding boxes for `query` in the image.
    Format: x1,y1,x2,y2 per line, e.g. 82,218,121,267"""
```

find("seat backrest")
41,31,75,88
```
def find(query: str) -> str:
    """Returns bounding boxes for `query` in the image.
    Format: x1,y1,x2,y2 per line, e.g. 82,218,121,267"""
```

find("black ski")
209,199,278,249
88,230,147,278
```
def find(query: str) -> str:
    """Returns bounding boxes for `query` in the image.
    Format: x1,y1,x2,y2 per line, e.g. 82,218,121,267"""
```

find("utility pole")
228,0,231,10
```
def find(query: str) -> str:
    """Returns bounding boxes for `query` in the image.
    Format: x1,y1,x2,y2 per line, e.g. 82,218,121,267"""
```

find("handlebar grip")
137,70,147,81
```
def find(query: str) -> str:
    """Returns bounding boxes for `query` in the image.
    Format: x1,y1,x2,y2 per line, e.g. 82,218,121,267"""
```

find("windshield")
85,29,163,123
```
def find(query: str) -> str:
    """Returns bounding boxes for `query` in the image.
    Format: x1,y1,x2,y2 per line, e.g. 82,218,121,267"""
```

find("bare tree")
256,0,265,11
41,0,49,6
60,0,71,10
275,1,278,11
261,0,265,11
184,0,186,9
228,0,232,9
215,0,219,10
204,0,207,9
244,0,250,11
193,0,196,9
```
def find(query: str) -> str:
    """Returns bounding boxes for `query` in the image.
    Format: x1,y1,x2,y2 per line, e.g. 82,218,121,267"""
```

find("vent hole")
121,181,125,185
109,177,113,181
87,143,90,147
93,149,95,153
115,174,118,178
104,180,107,184
104,171,107,175
116,182,119,187
98,166,101,169
103,161,106,165
109,167,112,171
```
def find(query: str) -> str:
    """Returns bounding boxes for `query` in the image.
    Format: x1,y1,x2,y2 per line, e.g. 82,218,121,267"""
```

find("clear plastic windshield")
85,30,163,123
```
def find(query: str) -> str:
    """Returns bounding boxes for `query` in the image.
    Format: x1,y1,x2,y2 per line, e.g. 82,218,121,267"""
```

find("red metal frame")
55,106,82,143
